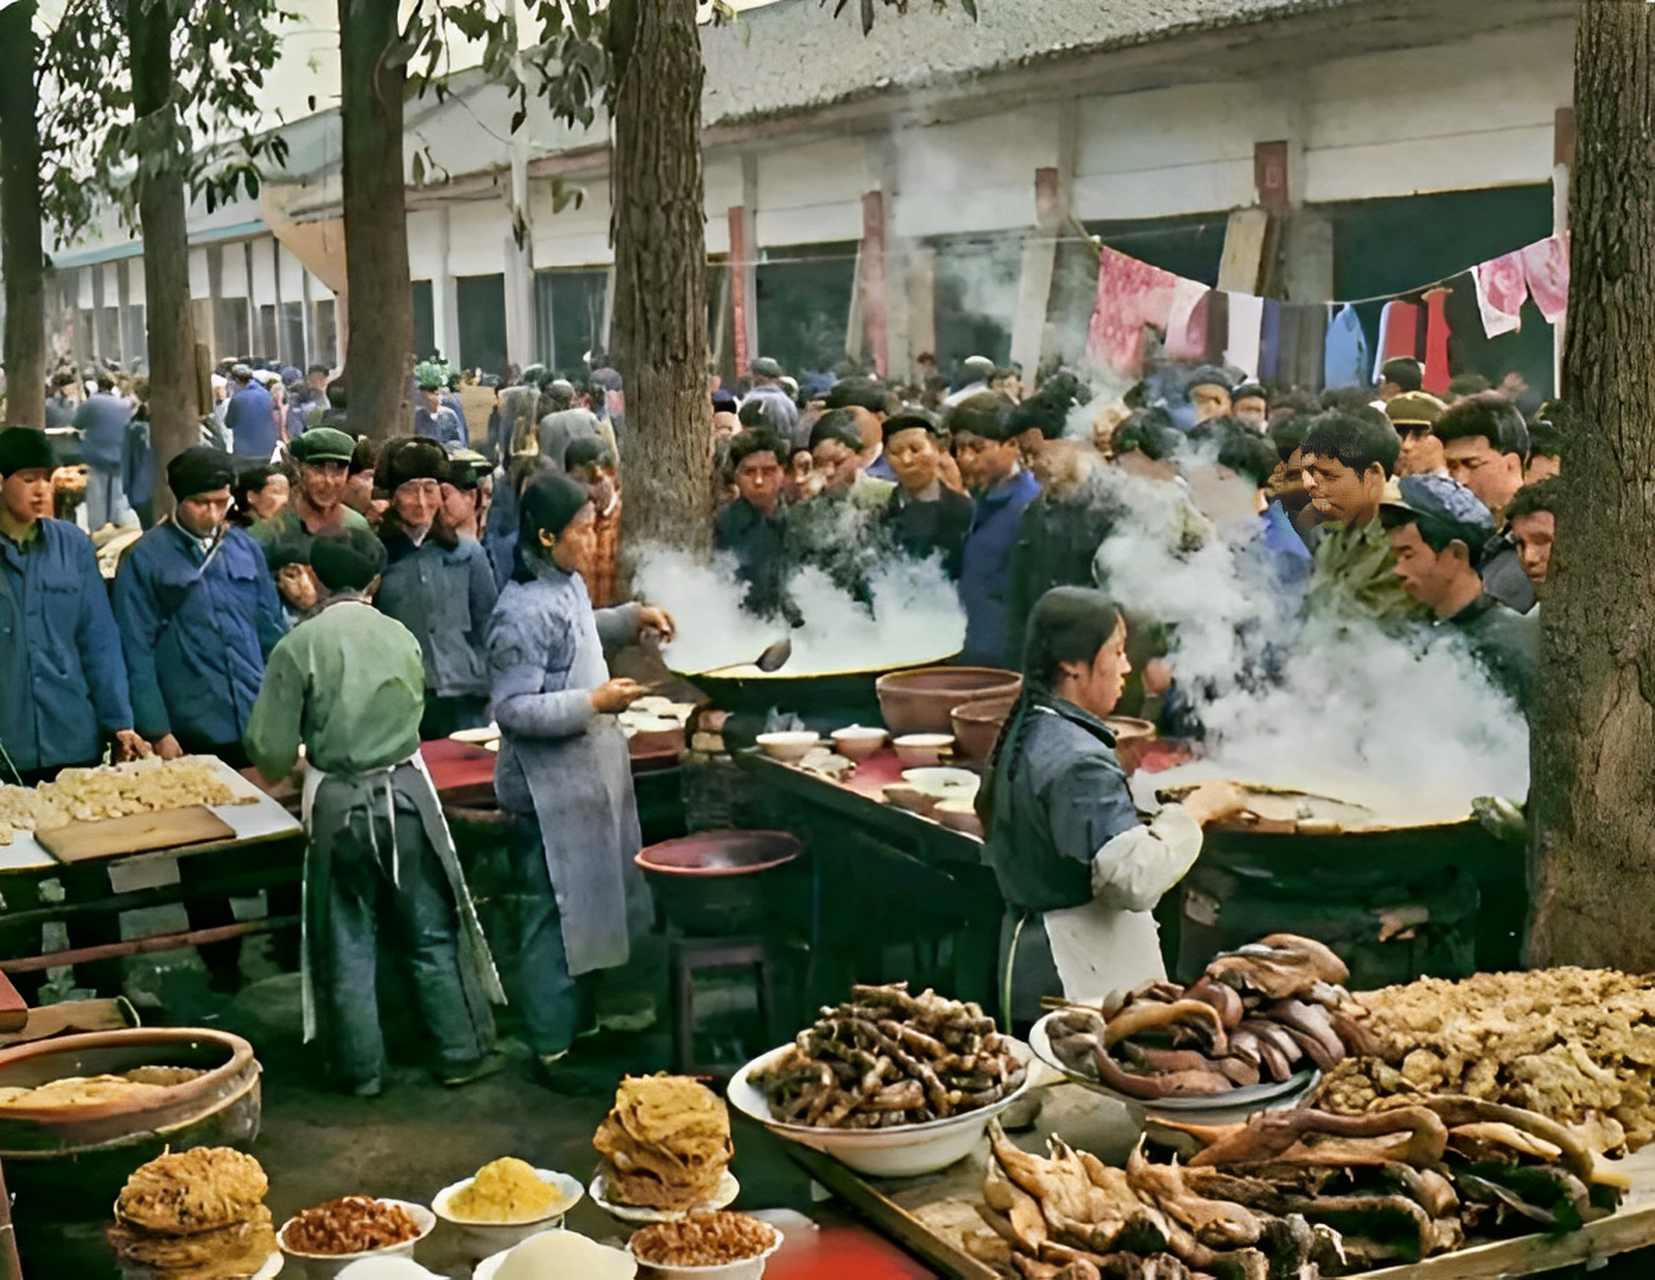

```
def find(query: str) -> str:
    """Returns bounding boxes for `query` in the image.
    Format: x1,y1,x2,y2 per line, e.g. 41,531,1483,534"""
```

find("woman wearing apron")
486,471,674,1071
979,587,1246,1032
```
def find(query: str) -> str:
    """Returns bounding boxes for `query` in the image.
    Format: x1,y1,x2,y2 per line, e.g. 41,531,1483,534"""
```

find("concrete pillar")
1011,166,1064,381
438,207,462,365
855,191,888,377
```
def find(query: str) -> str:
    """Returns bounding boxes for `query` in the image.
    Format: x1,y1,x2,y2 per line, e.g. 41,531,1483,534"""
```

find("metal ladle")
701,636,793,677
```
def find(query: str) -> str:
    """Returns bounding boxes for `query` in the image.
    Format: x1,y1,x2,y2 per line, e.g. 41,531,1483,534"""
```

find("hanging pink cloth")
1473,251,1528,338
1164,279,1210,361
1422,287,1453,394
1086,246,1180,377
1522,235,1570,324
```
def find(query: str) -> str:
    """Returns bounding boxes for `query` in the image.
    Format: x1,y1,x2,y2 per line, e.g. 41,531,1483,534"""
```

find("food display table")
734,749,1002,1011
0,762,305,984
784,1082,1655,1280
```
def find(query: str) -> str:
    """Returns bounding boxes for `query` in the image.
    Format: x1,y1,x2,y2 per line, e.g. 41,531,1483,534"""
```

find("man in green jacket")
245,529,502,1096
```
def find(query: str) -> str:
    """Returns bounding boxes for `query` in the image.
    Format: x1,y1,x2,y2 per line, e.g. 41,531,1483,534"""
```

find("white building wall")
753,138,868,245
891,107,1060,239
531,178,613,268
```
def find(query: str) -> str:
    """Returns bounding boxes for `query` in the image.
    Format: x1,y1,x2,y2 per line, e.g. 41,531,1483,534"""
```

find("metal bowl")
1027,1011,1317,1127
635,831,803,936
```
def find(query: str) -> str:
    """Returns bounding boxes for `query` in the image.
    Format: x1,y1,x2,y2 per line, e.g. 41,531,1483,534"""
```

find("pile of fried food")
280,1196,424,1255
0,1064,202,1108
447,1156,568,1224
749,982,1026,1129
593,1074,734,1212
0,756,244,845
971,1090,1627,1280
108,1146,275,1280
1044,936,1378,1101
629,1211,780,1267
1317,967,1655,1153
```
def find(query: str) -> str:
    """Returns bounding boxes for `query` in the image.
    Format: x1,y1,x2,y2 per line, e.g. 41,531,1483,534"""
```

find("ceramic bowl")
277,1200,436,1280
892,734,955,767
628,1219,783,1280
430,1168,582,1262
829,726,889,761
754,732,822,762
933,800,984,837
726,1041,1033,1178
876,666,1023,735
882,784,939,817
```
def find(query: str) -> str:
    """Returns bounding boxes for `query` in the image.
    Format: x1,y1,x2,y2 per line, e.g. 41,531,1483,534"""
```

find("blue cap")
1384,473,1495,544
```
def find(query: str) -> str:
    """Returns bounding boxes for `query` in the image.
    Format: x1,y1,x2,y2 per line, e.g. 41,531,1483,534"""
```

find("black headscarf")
979,587,1124,826
513,470,593,582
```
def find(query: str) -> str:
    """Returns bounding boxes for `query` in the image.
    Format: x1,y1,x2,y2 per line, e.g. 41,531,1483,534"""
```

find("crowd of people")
0,338,1558,1090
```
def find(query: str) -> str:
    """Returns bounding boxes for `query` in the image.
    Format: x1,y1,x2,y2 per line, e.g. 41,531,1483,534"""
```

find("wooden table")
0,762,306,986
734,749,1003,1011
786,1082,1655,1280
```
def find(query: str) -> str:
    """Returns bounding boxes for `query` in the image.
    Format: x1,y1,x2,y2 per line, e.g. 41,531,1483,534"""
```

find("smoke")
1090,464,1528,826
633,545,966,676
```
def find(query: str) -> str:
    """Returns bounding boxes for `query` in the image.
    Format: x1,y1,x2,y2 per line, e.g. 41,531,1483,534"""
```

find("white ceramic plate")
587,1169,740,1223
449,725,501,745
1028,1010,1318,1124
725,1040,1032,1179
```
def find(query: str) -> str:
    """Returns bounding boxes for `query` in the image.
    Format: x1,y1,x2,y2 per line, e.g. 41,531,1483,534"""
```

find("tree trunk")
609,0,714,560
1527,0,1655,967
338,0,412,442
129,0,199,512
0,1,46,430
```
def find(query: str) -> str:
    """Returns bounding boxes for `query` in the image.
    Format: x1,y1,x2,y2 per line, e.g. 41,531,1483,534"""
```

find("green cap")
290,427,356,464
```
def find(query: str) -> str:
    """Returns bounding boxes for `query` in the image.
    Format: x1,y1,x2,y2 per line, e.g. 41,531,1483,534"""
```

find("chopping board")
36,806,237,864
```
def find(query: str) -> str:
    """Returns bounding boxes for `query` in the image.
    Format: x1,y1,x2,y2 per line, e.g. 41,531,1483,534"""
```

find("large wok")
674,651,962,725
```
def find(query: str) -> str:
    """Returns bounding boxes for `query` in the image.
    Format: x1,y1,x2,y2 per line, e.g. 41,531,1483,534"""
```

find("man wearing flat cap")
251,427,368,574
742,356,800,443
0,426,146,782
1379,473,1538,712
114,446,286,766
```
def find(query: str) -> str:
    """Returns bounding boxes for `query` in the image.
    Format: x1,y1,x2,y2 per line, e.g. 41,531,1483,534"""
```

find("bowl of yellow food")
430,1158,582,1262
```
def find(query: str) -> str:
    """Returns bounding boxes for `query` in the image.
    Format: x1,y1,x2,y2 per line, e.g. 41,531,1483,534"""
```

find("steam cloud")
1090,465,1529,826
634,546,966,676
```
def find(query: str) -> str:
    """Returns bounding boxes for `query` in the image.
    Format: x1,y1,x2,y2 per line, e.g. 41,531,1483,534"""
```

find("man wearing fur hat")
373,438,499,738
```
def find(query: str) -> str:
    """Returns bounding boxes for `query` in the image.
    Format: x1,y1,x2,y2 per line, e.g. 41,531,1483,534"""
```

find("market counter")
0,762,305,991
734,749,1001,1012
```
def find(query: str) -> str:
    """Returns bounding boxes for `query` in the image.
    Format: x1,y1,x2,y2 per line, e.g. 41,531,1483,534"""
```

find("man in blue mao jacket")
114,447,287,764
0,427,145,784
950,392,1042,668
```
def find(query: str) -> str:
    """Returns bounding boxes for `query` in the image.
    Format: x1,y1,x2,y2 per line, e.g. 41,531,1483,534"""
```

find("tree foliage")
39,0,294,245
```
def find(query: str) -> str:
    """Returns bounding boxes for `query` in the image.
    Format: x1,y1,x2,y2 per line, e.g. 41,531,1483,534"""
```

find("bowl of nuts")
628,1211,783,1280
277,1196,435,1279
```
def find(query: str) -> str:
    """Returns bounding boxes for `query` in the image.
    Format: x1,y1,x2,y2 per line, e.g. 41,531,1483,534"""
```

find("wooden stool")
669,936,775,1078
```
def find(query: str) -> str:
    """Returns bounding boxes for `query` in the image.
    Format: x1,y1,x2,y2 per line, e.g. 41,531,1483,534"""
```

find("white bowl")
932,800,983,837
628,1220,783,1280
431,1168,582,1262
899,767,978,795
726,1041,1032,1178
755,732,822,762
829,726,889,761
277,1200,436,1280
892,734,955,767
589,1170,741,1223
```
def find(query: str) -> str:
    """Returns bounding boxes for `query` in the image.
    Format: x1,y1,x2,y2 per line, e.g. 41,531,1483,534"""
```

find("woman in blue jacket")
485,471,673,1069
374,438,500,740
